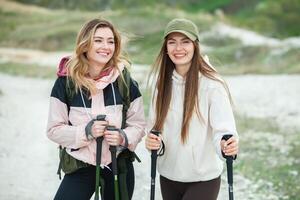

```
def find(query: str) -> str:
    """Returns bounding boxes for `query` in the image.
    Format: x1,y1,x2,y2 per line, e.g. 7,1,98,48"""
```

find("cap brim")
164,30,197,41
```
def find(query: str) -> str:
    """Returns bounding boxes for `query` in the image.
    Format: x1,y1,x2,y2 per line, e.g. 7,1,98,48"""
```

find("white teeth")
98,52,109,56
174,54,185,58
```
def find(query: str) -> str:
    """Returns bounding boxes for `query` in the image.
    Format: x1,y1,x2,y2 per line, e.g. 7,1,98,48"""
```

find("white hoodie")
149,70,238,182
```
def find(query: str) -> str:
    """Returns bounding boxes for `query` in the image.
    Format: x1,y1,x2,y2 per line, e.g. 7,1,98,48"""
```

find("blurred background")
0,0,299,199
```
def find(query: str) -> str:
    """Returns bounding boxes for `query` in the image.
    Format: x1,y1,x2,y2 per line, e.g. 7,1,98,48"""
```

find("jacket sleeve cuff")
216,135,226,161
75,124,91,148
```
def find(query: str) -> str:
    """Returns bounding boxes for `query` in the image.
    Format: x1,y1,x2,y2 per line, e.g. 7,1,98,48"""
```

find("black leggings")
54,162,134,200
160,175,221,200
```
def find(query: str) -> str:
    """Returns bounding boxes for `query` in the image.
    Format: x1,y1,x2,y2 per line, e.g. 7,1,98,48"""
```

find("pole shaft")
94,115,106,200
114,178,120,200
150,130,160,200
150,181,155,200
229,187,234,200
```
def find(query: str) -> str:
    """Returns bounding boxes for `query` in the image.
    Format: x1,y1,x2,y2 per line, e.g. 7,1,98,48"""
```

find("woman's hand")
91,120,108,138
220,136,239,156
145,133,161,151
104,129,123,146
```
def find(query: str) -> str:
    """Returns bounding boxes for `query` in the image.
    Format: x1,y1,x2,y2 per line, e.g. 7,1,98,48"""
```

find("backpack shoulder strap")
117,67,131,129
65,77,75,105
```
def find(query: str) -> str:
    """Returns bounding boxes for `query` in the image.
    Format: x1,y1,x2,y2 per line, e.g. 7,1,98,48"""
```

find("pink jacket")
47,58,146,166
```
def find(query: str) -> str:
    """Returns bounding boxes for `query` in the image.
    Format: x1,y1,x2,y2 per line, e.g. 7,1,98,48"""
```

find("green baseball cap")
164,18,199,41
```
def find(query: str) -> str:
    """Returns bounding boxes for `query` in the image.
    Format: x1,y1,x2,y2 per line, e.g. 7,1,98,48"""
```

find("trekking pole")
150,130,160,200
95,115,106,200
222,134,235,200
106,125,120,200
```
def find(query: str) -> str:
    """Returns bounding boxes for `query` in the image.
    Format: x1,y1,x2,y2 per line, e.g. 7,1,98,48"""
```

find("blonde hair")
151,39,232,144
66,18,123,95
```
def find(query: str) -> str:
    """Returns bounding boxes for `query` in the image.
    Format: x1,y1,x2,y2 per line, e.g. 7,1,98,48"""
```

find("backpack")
57,67,140,200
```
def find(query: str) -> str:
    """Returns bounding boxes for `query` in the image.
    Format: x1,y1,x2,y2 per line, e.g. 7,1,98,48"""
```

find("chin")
97,59,110,65
173,61,189,65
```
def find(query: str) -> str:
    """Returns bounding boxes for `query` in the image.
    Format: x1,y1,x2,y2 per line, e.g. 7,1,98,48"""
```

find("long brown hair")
67,18,124,94
151,39,232,144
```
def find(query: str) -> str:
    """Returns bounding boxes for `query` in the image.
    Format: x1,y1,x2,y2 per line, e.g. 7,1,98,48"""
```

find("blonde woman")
145,18,239,200
47,18,146,200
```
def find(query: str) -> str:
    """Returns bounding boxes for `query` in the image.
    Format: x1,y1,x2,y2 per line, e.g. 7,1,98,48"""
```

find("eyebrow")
167,36,189,41
93,36,114,40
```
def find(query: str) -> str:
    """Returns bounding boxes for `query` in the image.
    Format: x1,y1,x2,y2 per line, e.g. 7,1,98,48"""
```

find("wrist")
119,129,128,148
85,119,95,141
119,134,125,146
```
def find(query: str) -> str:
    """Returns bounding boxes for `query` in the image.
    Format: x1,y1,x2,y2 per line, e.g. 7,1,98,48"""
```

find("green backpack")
57,67,140,200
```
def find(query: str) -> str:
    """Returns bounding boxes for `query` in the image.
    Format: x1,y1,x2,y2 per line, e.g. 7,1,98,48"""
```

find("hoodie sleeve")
208,81,238,160
46,77,91,149
122,79,146,151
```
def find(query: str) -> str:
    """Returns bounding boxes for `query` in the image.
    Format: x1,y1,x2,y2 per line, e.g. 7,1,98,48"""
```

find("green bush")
231,0,300,38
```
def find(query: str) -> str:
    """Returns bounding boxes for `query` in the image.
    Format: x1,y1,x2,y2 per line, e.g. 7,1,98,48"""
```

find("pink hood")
57,56,69,77
56,56,124,89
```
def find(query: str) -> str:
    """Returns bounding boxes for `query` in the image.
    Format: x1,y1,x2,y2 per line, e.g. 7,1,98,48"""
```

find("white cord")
111,83,117,113
79,88,92,120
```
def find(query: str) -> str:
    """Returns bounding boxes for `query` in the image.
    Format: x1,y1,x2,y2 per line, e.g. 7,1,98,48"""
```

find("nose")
103,41,109,48
175,43,182,51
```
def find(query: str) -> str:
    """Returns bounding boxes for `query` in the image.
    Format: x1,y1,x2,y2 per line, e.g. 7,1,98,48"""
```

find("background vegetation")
0,0,299,74
13,0,300,38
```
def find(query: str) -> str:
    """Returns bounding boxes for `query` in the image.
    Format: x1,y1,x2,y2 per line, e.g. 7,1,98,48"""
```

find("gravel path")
227,75,300,130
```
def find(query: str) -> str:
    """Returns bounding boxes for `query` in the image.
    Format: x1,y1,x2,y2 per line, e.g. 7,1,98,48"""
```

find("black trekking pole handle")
95,115,106,200
106,125,120,200
96,115,106,165
222,134,234,200
106,126,119,177
150,130,160,200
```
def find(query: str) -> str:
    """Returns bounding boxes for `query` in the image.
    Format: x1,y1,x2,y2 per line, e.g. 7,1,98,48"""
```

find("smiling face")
87,27,115,68
166,32,195,76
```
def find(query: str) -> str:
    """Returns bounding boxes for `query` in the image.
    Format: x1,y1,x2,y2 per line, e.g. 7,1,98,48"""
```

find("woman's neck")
175,63,191,77
88,64,105,79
